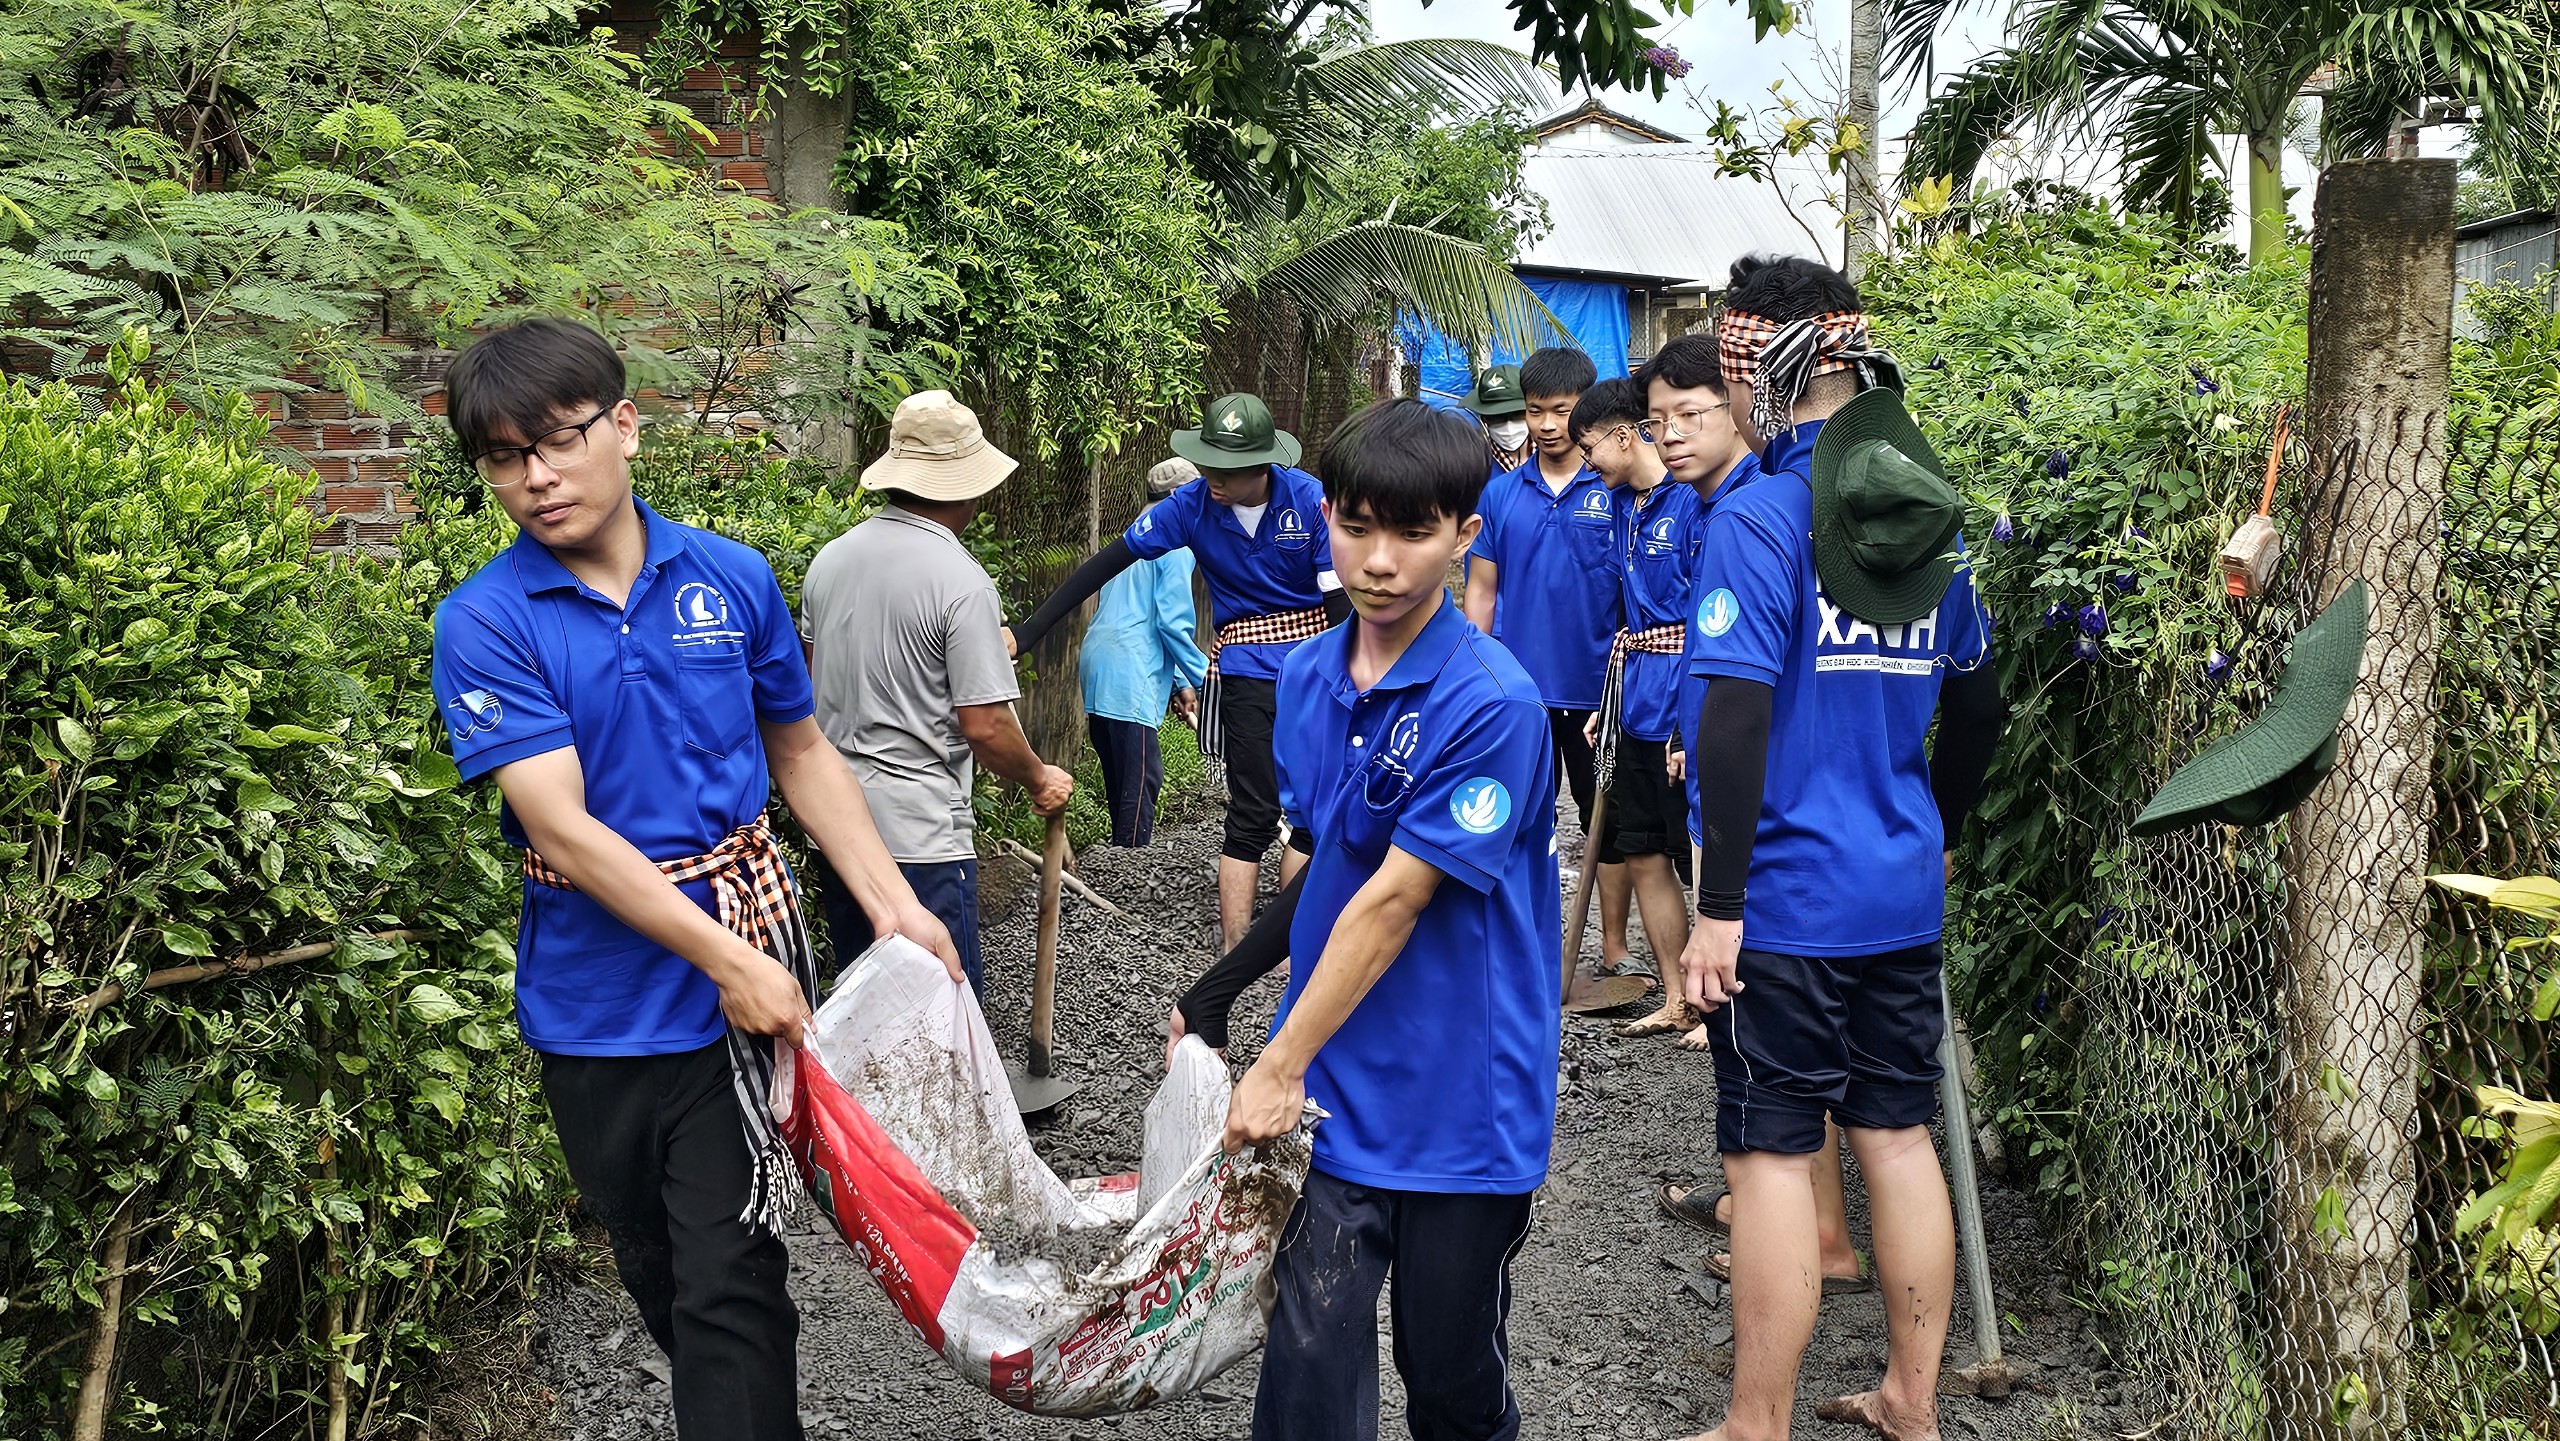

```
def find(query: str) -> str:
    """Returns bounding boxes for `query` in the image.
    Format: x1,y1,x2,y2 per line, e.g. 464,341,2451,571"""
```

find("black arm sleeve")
1692,676,1774,922
1010,536,1139,658
1174,867,1305,1049
1930,663,2007,845
1322,589,1353,626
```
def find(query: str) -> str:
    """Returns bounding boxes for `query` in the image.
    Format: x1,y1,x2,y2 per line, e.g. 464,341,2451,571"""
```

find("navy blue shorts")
1705,942,1945,1155
823,857,984,996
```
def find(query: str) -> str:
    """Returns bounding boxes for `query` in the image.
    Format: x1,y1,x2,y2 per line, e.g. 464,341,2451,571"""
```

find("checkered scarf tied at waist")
1594,622,1687,788
1196,605,1331,761
1719,309,1902,441
522,814,817,1234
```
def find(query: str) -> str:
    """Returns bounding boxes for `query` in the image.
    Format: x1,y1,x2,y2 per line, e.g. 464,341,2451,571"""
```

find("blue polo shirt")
1687,423,1992,955
430,500,815,1056
1469,457,1621,710
1682,454,1765,843
1273,596,1562,1194
1615,478,1706,742
1124,466,1335,682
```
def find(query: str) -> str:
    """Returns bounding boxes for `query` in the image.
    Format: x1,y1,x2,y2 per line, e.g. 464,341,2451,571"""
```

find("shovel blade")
1005,1064,1083,1116
1562,974,1653,1015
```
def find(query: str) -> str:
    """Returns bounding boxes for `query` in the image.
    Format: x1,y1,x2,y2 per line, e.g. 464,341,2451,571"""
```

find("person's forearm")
1178,867,1304,1047
963,709,1048,793
1259,881,1426,1079
517,805,767,984
1462,559,1497,631
1013,537,1138,657
767,722,917,933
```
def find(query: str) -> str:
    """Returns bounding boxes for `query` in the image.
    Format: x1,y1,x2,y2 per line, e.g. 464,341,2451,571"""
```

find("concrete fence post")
2274,156,2453,1437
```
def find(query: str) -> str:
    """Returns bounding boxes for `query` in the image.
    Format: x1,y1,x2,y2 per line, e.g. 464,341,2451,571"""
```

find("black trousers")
1088,714,1163,848
542,1042,802,1441
1254,1170,1536,1441
1221,676,1284,864
1547,707,1598,837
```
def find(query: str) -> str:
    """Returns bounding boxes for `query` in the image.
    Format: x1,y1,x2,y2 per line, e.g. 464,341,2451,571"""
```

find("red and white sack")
772,934,1316,1417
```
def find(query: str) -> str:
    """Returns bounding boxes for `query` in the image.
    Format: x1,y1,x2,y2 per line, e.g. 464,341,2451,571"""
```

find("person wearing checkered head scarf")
1715,255,1907,448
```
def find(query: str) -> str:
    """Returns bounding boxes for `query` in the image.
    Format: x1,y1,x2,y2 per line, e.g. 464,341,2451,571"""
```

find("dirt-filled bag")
773,934,1316,1416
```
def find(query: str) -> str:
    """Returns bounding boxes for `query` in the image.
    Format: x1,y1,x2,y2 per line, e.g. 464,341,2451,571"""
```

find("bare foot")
1617,1004,1693,1037
1815,1388,1938,1441
1676,1024,1712,1051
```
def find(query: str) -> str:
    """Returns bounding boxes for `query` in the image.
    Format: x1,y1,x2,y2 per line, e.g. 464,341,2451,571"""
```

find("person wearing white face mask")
1463,363,1532,473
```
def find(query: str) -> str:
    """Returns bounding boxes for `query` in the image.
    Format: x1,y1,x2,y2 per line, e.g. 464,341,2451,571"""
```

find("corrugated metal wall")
2454,215,2558,339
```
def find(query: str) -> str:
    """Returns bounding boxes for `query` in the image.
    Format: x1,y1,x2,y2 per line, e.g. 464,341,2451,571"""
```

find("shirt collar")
879,503,965,541
1320,590,1468,702
1762,418,1827,480
509,496,681,596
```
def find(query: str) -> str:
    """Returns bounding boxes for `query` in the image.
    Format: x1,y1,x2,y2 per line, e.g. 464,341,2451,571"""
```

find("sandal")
1699,1248,1876,1295
1600,955,1657,981
1657,1183,1729,1237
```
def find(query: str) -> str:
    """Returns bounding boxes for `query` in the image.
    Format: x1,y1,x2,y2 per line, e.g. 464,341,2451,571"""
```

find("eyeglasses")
1576,423,1640,461
1644,402,1731,440
469,402,618,487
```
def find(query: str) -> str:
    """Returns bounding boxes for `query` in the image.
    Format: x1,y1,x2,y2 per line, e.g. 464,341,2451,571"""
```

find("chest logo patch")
1451,777,1512,836
1274,507,1310,546
446,689,502,736
1698,587,1740,638
1389,710,1424,761
1577,488,1613,517
675,582,729,629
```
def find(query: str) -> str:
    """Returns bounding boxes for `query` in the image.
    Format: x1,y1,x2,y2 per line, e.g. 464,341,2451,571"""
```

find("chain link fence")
2032,403,2560,1437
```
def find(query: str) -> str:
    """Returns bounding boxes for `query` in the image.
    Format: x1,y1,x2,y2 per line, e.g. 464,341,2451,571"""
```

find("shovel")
1005,812,1084,1116
1559,789,1650,1014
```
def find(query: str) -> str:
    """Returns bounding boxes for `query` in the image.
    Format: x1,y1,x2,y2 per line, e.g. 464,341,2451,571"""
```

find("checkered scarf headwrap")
1594,623,1687,788
524,814,817,1234
1196,605,1332,762
1719,309,1899,440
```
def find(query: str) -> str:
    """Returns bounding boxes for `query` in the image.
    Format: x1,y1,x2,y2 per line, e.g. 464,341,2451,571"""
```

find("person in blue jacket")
1171,398,1561,1441
1078,457,1211,847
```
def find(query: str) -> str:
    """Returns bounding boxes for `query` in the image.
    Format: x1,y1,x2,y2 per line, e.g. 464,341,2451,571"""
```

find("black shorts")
1595,733,1684,864
1705,942,1946,1155
1547,707,1597,833
1219,675,1283,864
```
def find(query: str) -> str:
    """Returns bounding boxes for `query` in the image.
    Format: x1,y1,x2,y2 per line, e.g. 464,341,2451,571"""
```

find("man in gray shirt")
803,390,1073,992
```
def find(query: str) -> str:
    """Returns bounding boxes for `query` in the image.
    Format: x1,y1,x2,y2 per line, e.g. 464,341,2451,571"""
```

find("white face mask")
1486,418,1529,450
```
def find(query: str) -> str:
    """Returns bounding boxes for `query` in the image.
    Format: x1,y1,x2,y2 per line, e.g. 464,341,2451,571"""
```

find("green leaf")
160,921,217,958
262,724,340,746
405,985,471,1026
414,1076,465,1124
56,716,93,763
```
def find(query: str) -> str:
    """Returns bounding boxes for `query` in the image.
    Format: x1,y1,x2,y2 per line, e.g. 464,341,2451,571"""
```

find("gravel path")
534,806,2129,1440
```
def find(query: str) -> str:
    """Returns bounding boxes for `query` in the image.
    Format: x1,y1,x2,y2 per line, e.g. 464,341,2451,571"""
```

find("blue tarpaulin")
1396,274,1632,409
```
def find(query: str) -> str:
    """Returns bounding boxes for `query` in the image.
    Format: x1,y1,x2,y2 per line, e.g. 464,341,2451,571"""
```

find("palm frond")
1275,40,1552,204
2114,81,2217,216
1250,220,1567,358
2338,3,2551,142
1900,50,2036,191
1881,0,1978,85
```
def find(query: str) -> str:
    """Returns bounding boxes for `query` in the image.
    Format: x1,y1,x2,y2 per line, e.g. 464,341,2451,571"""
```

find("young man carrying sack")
430,319,964,1441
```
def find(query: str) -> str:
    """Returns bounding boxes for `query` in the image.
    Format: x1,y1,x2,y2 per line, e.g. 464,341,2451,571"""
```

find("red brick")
422,390,448,417
392,486,421,515
266,423,322,451
248,392,285,417
352,456,411,483
321,422,385,450
323,484,389,515
716,33,758,58
680,66,734,90
721,161,769,192
295,391,352,420
747,128,764,156
704,129,745,157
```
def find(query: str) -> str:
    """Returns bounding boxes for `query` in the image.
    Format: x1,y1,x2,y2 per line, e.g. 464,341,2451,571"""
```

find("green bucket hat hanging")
2130,581,2370,838
1170,392,1302,470
1807,387,1966,625
1463,364,1527,418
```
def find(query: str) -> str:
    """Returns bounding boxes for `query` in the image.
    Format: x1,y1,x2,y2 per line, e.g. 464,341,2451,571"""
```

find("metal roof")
1513,145,1824,288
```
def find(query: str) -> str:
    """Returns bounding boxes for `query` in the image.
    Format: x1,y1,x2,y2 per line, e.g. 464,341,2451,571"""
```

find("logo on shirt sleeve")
1697,587,1740,638
1451,777,1512,835
446,689,502,736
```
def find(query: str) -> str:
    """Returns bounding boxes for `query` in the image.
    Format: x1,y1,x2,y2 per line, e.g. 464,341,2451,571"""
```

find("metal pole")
1938,982,2008,1392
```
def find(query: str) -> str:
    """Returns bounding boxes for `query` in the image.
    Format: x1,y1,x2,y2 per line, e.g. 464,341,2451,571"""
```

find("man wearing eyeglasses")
429,318,963,1441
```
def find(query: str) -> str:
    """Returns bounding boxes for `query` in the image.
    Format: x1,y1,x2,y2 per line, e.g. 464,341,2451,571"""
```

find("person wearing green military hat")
2132,581,2369,836
1464,363,1531,472
1008,392,1351,949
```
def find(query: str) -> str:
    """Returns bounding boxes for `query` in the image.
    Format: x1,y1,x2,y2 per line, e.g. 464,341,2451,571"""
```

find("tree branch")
68,930,417,1018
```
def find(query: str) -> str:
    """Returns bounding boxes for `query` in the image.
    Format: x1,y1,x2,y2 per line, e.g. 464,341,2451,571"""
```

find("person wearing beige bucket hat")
803,390,1072,998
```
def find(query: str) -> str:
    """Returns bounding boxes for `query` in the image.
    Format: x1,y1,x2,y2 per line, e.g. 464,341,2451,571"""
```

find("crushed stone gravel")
532,804,2128,1440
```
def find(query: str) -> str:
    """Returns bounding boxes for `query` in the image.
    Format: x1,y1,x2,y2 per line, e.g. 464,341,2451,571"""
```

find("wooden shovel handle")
1560,788,1612,996
1029,812,1069,1078
2257,405,2291,518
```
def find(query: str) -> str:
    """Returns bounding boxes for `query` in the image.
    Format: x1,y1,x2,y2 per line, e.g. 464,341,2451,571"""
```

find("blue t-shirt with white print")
1687,421,1991,955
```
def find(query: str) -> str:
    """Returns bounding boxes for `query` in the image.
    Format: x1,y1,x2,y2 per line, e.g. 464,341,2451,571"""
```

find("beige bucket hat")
861,390,1018,500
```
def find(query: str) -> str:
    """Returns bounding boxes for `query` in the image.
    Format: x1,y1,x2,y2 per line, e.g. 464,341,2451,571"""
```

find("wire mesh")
2048,405,2560,1436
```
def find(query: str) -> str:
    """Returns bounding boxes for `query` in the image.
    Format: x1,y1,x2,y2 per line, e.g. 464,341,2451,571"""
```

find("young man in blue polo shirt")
1566,377,1702,1041
429,320,962,1441
1008,393,1349,949
1461,346,1639,977
1177,398,1561,1441
1673,258,2005,1441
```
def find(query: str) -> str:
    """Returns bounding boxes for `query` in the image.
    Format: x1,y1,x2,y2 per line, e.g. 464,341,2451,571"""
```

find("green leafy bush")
0,353,558,1439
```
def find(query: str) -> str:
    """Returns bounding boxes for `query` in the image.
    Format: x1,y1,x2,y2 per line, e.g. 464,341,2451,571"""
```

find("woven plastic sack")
772,934,1315,1416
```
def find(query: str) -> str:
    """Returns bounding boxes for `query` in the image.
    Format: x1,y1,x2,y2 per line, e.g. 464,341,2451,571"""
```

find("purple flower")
2205,648,2233,683
2111,570,2139,593
2045,450,2071,480
2032,989,2051,1015
2126,523,2148,542
1928,356,1949,371
2078,602,2108,638
2191,365,2219,395
2012,394,2033,419
1642,45,1694,78
2071,637,2101,664
2042,601,2070,630
2096,906,2122,931
1991,513,2015,542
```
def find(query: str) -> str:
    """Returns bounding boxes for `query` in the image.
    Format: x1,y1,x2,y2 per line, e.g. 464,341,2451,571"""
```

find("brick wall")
256,5,772,547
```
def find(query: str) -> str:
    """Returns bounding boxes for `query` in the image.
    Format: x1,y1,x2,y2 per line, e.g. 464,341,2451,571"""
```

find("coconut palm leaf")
1900,49,2036,191
1275,40,1553,207
1249,220,1567,357
2116,80,2220,215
